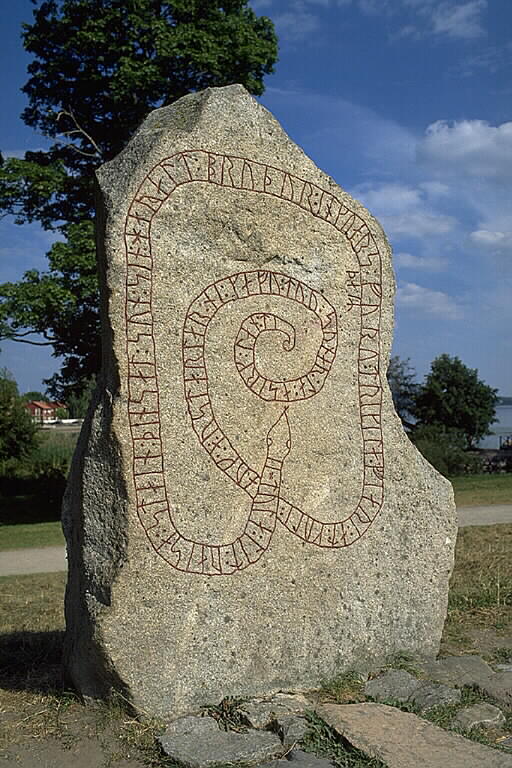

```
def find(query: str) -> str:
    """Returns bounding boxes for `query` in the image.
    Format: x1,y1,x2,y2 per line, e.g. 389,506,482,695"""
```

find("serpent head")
266,408,291,461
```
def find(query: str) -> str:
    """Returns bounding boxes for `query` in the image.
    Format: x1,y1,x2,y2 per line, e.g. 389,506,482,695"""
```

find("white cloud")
355,183,422,214
397,282,463,320
385,211,456,237
470,230,511,254
418,120,512,180
357,0,487,40
395,251,445,271
353,182,457,238
430,0,486,39
271,2,320,42
252,0,487,41
450,42,512,78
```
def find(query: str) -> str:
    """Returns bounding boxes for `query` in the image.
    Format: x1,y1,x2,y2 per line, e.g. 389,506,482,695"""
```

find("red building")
24,400,65,424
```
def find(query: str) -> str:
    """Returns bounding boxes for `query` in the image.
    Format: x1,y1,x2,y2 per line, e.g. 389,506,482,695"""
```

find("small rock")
409,682,461,711
287,750,335,767
280,715,309,747
241,694,310,729
158,715,283,768
418,655,495,688
364,669,422,703
495,664,512,672
475,671,512,707
453,703,505,731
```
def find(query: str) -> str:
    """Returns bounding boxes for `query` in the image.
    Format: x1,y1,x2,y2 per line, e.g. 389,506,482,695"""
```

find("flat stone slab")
158,715,283,767
453,703,505,731
418,655,495,687
317,702,512,768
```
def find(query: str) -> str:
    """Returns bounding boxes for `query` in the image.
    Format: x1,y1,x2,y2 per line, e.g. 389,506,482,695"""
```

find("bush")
0,429,77,524
411,425,484,477
0,369,38,463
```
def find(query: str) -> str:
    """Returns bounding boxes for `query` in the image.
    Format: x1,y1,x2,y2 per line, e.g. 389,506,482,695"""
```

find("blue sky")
0,0,511,395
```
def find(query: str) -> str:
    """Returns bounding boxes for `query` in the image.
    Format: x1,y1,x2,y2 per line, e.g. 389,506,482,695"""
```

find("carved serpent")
174,268,378,575
125,151,385,575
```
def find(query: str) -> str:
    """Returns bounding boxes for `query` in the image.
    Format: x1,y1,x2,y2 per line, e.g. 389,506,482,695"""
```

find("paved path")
0,545,67,576
1,505,511,577
457,503,512,527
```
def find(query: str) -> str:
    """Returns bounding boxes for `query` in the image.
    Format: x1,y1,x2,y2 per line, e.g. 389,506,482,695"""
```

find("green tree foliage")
0,0,278,399
411,424,483,477
386,355,419,429
21,390,46,402
414,354,498,449
66,375,96,418
0,369,38,463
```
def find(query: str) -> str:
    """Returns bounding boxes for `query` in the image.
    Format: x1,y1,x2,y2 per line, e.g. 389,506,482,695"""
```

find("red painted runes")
124,150,385,575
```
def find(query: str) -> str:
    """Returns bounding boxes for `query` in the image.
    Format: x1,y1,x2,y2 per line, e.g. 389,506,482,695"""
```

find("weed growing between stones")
302,712,386,767
492,646,512,664
204,696,249,732
318,671,366,704
380,651,422,678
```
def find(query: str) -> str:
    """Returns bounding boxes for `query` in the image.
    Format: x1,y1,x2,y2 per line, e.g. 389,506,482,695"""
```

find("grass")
302,712,386,767
450,474,512,507
0,521,65,550
441,523,512,657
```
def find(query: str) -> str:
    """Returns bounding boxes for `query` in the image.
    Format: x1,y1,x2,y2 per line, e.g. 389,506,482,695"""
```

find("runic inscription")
124,150,384,575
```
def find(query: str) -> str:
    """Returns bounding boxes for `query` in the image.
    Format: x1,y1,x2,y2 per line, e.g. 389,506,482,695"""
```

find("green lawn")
450,473,512,507
0,521,65,550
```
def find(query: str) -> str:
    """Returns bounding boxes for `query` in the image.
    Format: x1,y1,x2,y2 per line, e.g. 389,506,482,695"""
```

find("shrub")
411,425,484,477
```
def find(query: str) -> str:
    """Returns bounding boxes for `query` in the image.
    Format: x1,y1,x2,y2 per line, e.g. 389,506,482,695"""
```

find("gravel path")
0,505,511,576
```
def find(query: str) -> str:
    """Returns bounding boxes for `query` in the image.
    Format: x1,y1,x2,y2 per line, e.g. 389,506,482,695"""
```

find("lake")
479,403,512,449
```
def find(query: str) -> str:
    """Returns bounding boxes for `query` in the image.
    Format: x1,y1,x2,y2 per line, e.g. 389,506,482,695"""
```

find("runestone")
63,85,456,718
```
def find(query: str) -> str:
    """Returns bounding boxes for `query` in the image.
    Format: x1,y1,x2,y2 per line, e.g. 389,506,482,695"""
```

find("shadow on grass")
0,630,64,693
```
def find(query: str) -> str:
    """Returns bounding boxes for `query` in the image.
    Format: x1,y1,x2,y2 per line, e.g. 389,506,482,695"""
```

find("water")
479,404,512,449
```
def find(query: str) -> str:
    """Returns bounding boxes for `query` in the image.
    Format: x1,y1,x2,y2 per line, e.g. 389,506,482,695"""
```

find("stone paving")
156,655,512,767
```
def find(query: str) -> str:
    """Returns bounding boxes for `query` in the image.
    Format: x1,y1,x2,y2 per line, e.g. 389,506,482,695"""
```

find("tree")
21,390,47,402
66,375,96,418
386,355,419,429
0,369,38,463
414,354,498,449
0,0,278,399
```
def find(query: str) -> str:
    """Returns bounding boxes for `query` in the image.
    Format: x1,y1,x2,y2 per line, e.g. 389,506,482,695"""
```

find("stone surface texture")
453,703,506,731
241,694,309,729
317,702,512,768
477,672,512,707
418,654,496,687
279,715,309,746
63,84,456,717
364,669,422,703
157,715,283,767
408,681,461,711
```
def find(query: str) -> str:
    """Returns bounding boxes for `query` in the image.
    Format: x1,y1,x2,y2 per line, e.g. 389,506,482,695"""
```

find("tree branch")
56,108,103,158
0,329,56,346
